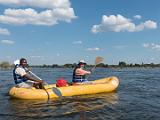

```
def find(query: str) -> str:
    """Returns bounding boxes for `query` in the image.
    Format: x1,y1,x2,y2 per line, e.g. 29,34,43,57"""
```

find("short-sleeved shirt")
15,67,27,77
14,67,33,88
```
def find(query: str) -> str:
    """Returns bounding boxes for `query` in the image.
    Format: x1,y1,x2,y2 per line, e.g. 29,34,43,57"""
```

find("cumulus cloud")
86,47,101,51
0,27,10,35
134,15,142,19
143,20,157,29
0,0,76,26
91,14,157,33
1,39,14,44
0,0,70,9
143,43,160,51
73,40,82,44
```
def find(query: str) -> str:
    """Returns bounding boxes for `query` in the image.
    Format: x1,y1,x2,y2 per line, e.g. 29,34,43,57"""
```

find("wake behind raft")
9,76,120,100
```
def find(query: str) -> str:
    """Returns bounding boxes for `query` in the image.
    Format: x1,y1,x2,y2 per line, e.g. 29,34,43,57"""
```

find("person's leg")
17,82,32,88
33,82,40,89
33,82,44,89
38,82,44,89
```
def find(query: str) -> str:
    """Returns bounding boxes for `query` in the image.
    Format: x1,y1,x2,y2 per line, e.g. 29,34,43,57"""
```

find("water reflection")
8,92,118,120
7,99,49,119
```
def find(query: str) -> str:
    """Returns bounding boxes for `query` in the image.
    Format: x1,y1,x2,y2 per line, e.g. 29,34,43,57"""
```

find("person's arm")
76,68,91,75
23,74,43,83
16,67,43,83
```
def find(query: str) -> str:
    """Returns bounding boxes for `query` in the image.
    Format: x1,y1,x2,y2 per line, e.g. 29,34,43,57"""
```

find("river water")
0,67,160,120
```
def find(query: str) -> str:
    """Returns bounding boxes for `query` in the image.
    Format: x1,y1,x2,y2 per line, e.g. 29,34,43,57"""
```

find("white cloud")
30,55,45,61
114,45,127,49
0,0,70,9
86,47,101,51
0,27,10,35
143,43,160,51
134,15,142,19
143,43,149,48
143,20,157,29
150,58,155,61
30,55,44,58
1,39,14,44
6,56,12,58
91,14,157,33
73,40,82,44
0,0,77,26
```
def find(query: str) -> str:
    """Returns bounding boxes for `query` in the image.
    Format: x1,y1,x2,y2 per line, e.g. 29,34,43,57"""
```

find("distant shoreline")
0,61,160,68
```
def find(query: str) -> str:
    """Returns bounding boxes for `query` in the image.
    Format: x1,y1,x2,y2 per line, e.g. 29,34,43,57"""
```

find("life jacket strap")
72,79,87,83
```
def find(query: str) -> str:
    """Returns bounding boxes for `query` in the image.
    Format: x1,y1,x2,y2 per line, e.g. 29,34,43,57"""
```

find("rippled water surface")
0,67,160,120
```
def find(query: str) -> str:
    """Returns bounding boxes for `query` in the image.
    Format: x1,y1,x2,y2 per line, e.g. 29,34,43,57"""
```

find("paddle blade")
52,87,62,97
14,59,20,65
95,56,103,65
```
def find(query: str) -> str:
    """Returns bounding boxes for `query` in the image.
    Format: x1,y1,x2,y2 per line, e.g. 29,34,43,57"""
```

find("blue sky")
0,0,160,65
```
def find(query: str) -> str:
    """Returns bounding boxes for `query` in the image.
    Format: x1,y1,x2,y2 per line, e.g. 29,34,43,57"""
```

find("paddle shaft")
25,68,62,97
87,57,103,80
29,71,42,80
24,67,48,84
27,69,50,99
86,65,97,80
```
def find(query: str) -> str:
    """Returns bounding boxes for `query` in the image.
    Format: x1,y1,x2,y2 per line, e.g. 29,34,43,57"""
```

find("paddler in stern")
72,60,91,84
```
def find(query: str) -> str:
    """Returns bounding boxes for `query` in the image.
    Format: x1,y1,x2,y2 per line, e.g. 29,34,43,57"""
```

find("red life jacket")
56,79,68,87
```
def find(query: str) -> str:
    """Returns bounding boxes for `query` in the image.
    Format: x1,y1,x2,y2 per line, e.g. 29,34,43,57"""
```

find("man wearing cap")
72,60,91,83
13,58,44,89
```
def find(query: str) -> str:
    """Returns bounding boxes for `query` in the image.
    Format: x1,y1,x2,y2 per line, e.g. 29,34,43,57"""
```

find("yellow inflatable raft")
9,76,119,100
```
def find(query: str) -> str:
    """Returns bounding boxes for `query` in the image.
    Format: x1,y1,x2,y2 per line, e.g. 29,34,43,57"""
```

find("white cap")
79,59,86,63
14,59,20,65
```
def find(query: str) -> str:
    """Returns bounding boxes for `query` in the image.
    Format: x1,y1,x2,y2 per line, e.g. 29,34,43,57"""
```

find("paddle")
87,56,103,80
13,59,62,98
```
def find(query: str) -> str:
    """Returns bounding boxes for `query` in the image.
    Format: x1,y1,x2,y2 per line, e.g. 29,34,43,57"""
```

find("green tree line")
1,61,160,69
0,61,12,68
